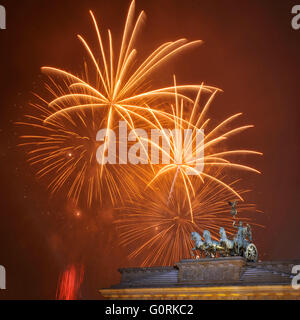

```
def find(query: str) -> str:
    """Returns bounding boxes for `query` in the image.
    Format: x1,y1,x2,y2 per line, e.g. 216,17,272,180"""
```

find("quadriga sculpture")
191,223,258,262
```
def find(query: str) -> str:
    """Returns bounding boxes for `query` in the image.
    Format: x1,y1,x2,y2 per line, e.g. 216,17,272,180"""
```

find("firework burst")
17,0,216,206
116,171,262,267
41,0,217,174
144,80,262,223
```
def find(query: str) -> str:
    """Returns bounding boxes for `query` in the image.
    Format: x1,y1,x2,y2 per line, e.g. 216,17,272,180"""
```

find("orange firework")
41,0,217,174
17,0,216,207
116,172,262,267
144,80,262,223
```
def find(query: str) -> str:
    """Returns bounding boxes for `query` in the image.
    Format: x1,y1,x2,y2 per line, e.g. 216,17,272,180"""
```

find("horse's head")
191,231,201,241
219,227,226,237
203,230,211,241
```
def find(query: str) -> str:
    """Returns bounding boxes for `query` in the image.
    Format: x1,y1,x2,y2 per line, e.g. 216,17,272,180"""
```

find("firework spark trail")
167,165,180,204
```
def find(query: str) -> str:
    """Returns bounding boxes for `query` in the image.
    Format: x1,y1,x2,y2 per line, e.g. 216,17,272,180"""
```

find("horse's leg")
191,247,195,258
205,248,209,257
206,249,209,258
220,246,225,257
234,242,238,256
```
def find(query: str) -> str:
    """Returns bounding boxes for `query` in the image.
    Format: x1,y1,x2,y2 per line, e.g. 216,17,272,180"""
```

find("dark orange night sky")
0,0,299,299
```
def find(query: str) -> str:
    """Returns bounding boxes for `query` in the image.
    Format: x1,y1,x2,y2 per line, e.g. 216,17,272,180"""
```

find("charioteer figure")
233,220,252,254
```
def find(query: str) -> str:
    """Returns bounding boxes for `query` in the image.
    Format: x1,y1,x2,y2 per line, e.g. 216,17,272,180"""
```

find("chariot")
191,221,258,262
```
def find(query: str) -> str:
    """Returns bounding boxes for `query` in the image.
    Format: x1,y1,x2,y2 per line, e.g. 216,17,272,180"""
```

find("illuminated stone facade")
99,257,300,300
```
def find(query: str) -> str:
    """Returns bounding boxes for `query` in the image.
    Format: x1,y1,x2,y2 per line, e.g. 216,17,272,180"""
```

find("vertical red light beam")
56,264,84,300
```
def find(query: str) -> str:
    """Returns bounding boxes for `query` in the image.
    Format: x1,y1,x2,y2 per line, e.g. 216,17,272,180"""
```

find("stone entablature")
100,258,300,299
176,257,245,284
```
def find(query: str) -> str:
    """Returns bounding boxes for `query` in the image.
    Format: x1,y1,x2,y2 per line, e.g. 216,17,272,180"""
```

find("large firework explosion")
17,0,216,207
17,0,262,270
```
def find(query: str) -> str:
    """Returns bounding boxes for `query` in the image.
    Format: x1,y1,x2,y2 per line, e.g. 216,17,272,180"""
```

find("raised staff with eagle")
228,201,238,219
